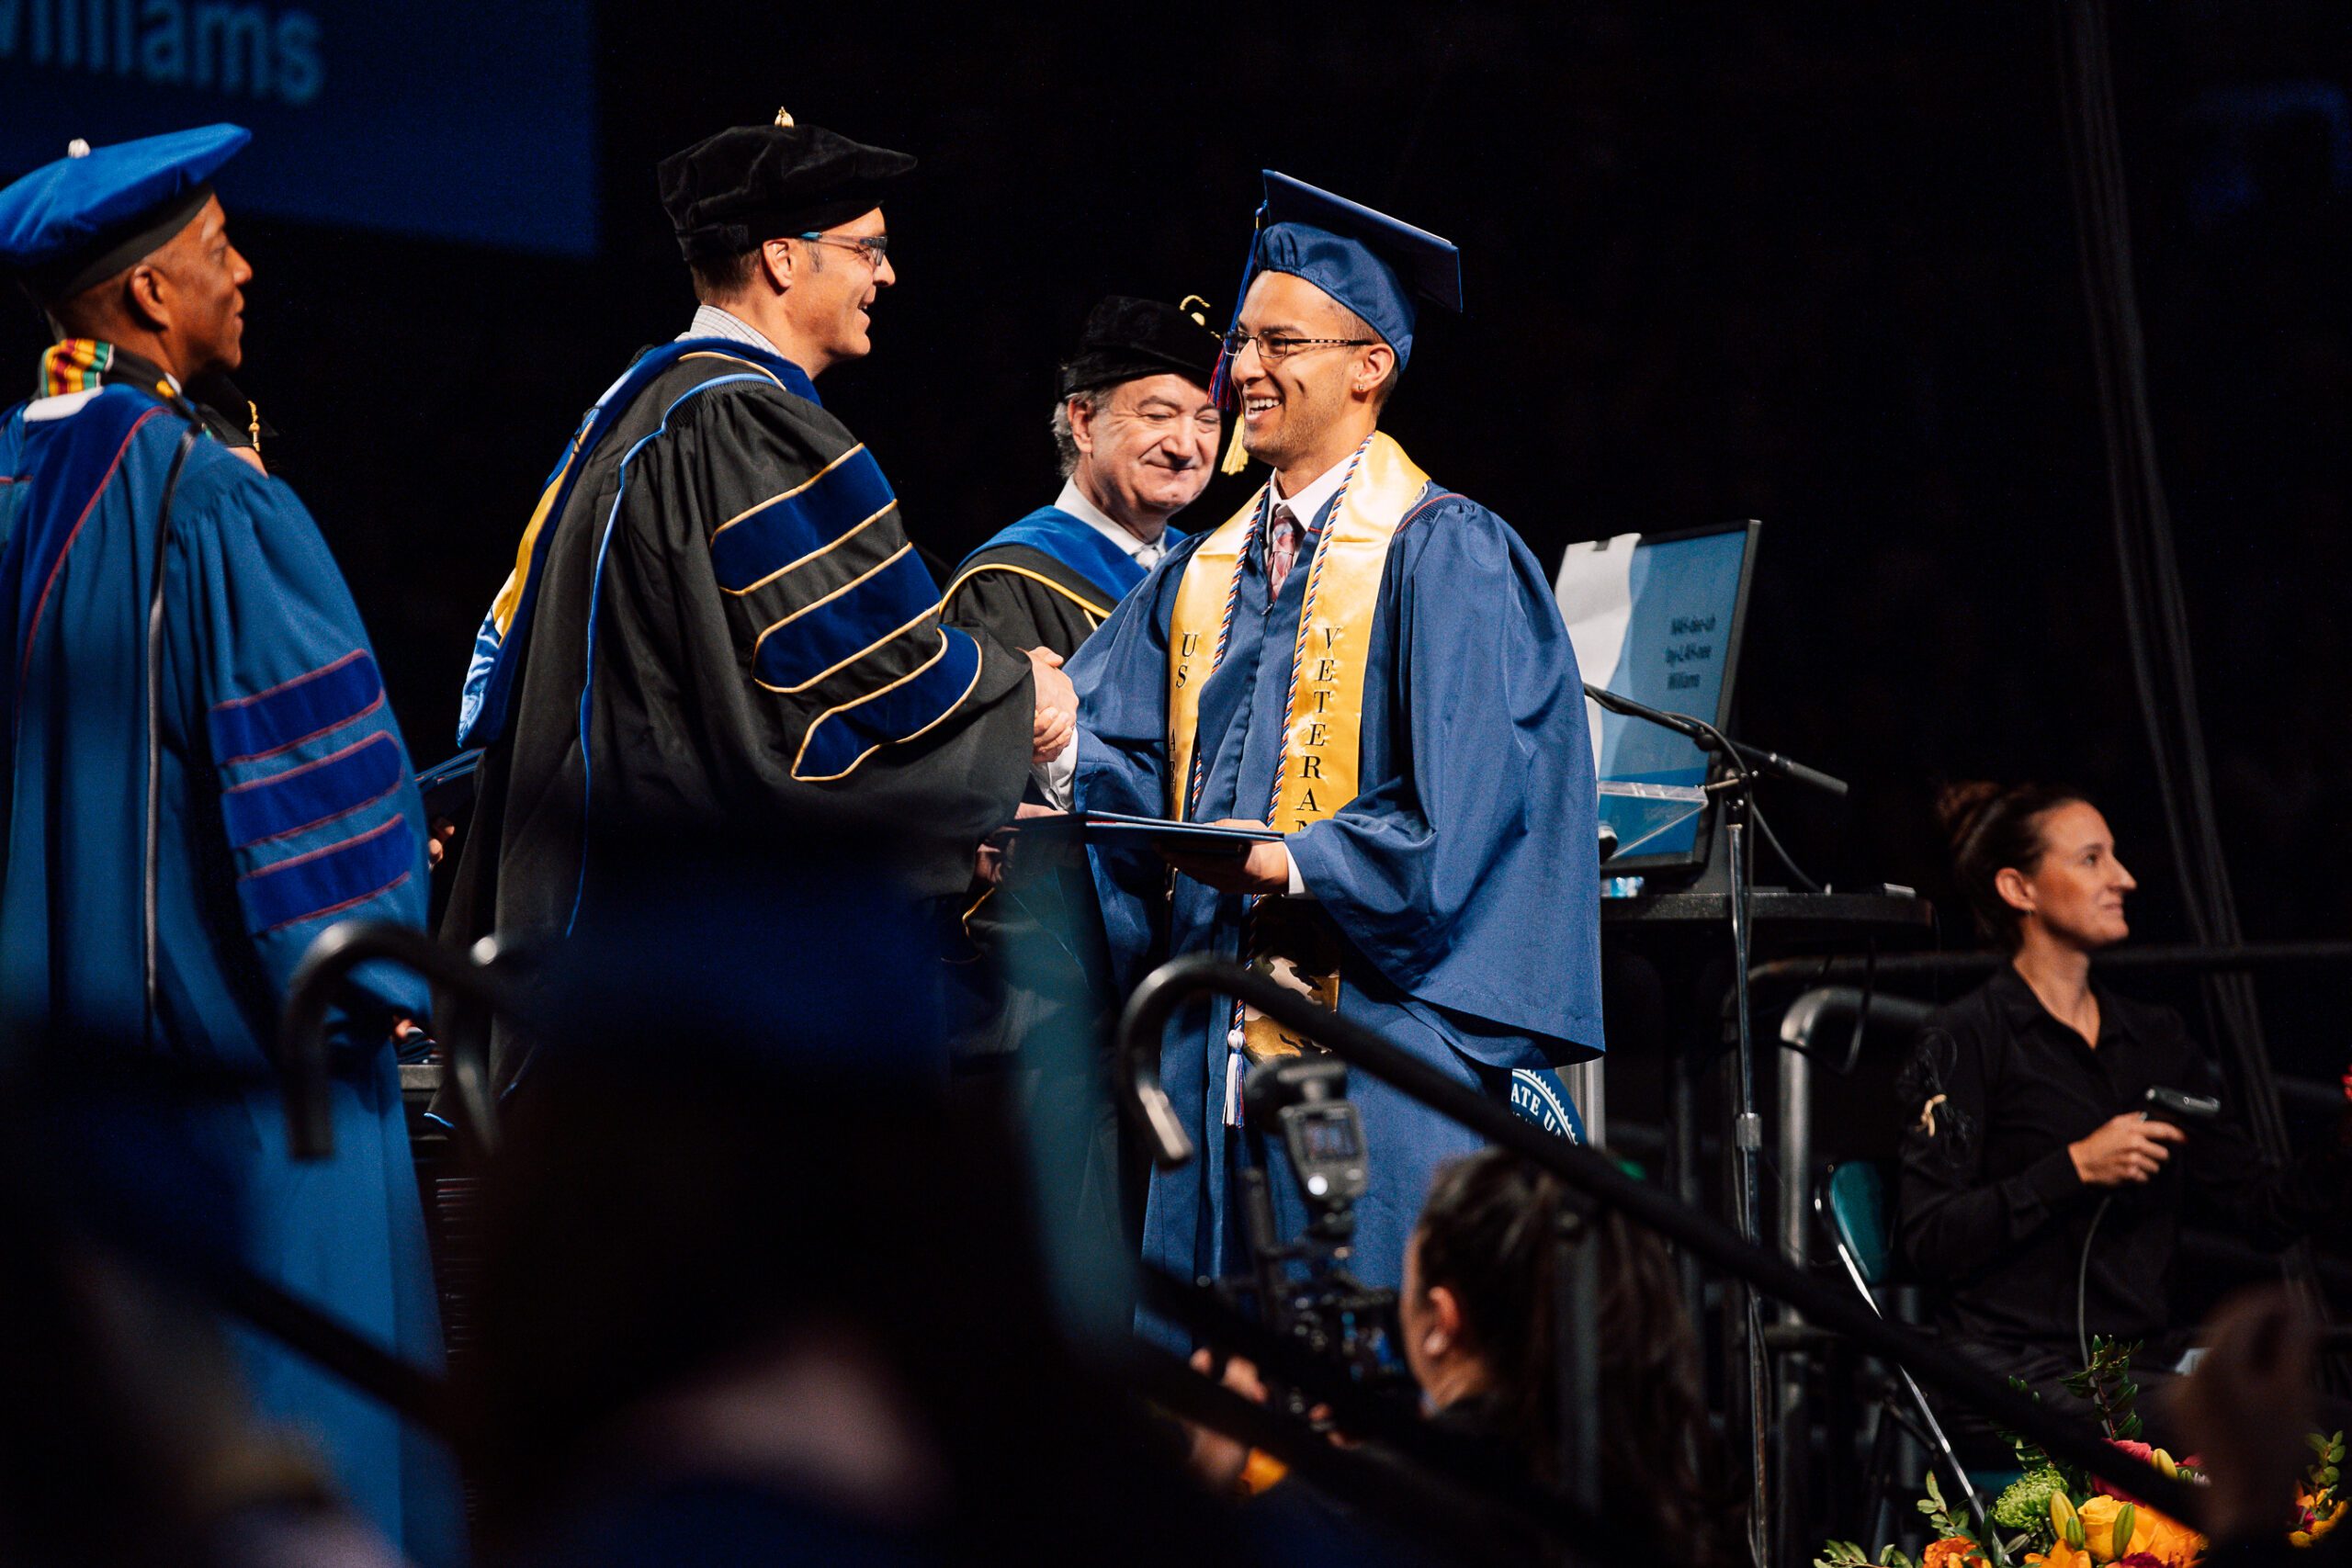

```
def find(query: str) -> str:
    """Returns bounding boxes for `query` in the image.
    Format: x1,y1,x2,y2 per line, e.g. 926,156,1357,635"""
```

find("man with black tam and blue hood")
0,127,458,1561
943,294,1224,660
1057,174,1605,1318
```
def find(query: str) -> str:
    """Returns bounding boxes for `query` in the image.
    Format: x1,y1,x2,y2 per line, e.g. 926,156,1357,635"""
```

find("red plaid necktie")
1266,505,1304,604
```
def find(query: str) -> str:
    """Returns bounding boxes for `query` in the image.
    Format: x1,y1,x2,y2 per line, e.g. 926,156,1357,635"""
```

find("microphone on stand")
1581,684,1849,798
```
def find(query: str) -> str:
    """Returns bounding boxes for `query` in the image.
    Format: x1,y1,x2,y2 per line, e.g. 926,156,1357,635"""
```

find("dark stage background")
8,3,2346,1078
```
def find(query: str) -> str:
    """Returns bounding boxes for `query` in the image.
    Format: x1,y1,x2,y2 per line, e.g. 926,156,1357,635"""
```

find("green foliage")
2060,1336,2143,1442
1815,1541,1917,1568
2000,1377,2063,1483
1991,1467,2066,1547
1919,1472,1969,1539
2308,1429,2347,1510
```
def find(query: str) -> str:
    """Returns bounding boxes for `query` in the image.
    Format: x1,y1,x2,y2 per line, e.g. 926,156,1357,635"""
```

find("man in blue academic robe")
943,294,1223,660
0,129,458,1559
1056,173,1606,1314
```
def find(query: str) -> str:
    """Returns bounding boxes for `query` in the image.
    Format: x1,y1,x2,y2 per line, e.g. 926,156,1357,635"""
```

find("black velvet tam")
1057,295,1222,398
658,119,914,263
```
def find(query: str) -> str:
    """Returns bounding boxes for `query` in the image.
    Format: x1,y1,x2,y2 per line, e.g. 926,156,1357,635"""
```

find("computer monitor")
1555,520,1760,874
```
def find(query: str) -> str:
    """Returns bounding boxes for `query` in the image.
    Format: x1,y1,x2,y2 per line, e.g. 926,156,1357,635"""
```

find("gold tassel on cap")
774,107,795,127
1220,420,1250,476
1191,292,1251,474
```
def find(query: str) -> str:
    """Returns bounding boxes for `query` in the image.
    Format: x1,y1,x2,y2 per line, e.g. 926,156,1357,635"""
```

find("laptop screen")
1555,521,1758,868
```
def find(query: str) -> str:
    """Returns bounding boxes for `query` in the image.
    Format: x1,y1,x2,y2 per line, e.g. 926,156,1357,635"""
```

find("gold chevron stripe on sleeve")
708,443,869,542
748,543,915,662
754,603,937,697
789,628,987,783
723,502,899,596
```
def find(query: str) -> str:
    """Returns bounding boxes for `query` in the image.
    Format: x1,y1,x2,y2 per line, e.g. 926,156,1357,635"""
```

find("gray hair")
1049,387,1110,479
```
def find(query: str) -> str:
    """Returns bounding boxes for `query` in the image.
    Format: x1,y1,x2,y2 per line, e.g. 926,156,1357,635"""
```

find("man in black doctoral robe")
447,112,1073,1077
943,294,1223,660
938,298,1221,1268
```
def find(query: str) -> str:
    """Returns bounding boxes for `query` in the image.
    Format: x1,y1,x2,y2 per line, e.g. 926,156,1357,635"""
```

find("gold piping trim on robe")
754,603,937,697
487,354,802,634
789,627,986,782
940,561,1114,623
722,502,897,596
950,882,998,961
750,543,914,662
708,443,869,542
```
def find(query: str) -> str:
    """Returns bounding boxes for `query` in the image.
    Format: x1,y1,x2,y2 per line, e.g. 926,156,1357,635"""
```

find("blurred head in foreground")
464,847,1227,1564
1405,1147,1733,1567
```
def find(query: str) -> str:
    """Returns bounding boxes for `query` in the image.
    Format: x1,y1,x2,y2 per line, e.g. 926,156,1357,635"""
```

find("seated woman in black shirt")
1896,783,2346,1449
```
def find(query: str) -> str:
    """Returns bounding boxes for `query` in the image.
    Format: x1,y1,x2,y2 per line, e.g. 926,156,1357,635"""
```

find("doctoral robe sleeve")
1284,501,1605,1056
175,453,431,1026
1066,543,1196,990
607,382,1034,897
943,556,1107,664
943,566,1055,654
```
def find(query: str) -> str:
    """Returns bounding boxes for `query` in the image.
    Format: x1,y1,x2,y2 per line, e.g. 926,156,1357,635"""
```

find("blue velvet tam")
0,123,250,300
1212,170,1463,404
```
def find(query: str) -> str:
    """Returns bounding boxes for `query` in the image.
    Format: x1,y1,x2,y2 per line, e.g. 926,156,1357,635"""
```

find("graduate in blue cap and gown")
0,127,459,1561
1056,173,1606,1320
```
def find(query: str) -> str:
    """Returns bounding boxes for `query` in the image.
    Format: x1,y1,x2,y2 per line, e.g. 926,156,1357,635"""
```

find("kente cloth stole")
1166,431,1430,1064
40,339,174,401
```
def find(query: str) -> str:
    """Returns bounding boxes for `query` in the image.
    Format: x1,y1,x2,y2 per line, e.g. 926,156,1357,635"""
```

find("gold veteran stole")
1168,432,1433,1064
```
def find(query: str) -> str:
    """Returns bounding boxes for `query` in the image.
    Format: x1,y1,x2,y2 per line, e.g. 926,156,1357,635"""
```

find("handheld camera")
1219,1056,1401,1406
2143,1085,2220,1126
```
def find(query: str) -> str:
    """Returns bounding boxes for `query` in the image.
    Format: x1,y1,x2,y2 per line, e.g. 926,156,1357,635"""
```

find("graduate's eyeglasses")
794,231,890,267
1221,330,1374,363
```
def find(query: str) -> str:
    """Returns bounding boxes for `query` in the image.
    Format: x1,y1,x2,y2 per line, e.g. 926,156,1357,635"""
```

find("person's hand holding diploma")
1161,818,1293,896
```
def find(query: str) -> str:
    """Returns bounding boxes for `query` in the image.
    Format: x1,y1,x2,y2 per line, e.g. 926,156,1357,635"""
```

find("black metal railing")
1115,953,2201,1526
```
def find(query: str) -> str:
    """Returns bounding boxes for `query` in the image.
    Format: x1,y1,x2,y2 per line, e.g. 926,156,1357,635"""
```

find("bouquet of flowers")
1816,1337,2346,1568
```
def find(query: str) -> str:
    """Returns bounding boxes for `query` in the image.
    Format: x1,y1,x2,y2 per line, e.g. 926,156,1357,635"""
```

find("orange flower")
2027,1540,2093,1568
2291,1493,2346,1549
2138,1513,2204,1566
2077,1495,2159,1562
2072,1495,2200,1566
1922,1538,1987,1568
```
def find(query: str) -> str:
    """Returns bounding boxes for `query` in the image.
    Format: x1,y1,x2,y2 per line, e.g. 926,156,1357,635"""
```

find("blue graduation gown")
1067,476,1605,1315
0,383,459,1562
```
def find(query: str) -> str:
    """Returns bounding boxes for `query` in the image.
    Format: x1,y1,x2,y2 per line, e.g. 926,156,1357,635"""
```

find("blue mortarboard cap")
1211,170,1464,405
0,123,250,300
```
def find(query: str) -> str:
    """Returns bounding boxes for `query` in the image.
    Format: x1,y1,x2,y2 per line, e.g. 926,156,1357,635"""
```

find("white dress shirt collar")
1271,453,1352,531
1055,478,1166,569
680,303,788,361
